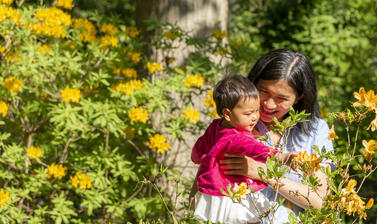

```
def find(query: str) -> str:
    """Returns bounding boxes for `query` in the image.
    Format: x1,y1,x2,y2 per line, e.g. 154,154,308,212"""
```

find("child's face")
226,96,260,132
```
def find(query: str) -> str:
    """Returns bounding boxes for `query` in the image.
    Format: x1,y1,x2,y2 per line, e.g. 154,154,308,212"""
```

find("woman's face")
255,79,300,126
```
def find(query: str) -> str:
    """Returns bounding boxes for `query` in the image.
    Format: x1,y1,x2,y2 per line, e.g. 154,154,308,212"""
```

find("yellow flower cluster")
204,89,219,118
362,139,377,159
182,108,200,123
1,0,14,4
185,75,204,88
328,124,339,140
60,88,82,103
37,44,51,54
47,163,66,179
353,87,377,131
56,0,74,10
164,30,179,41
330,179,374,220
122,68,137,78
29,7,71,38
73,18,96,42
128,106,149,123
100,23,118,36
128,52,141,64
0,188,11,208
100,35,118,47
71,173,92,189
125,26,139,38
212,29,227,39
4,76,22,93
0,4,19,24
0,100,9,117
231,182,251,201
146,62,163,74
292,151,321,179
113,79,144,95
26,146,43,159
147,134,170,153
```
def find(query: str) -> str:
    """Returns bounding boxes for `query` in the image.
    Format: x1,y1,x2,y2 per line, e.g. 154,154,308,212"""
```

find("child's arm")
191,135,207,164
188,166,200,210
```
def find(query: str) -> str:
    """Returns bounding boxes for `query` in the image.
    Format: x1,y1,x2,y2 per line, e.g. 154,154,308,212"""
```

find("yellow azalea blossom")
125,26,139,38
328,124,339,140
60,88,82,103
122,68,137,78
293,151,321,179
47,163,66,179
37,44,51,54
164,31,179,41
204,89,216,107
73,18,96,42
0,4,20,24
124,128,135,140
368,114,377,132
0,100,9,117
4,76,22,93
1,0,14,4
212,29,227,39
147,134,170,153
100,35,118,47
365,198,374,209
71,173,92,189
182,108,200,123
0,188,11,208
56,0,74,10
26,146,43,159
128,106,149,123
353,87,377,111
232,182,251,201
128,52,141,64
113,79,144,95
184,74,204,88
147,62,163,74
100,23,118,36
362,139,377,159
210,108,220,118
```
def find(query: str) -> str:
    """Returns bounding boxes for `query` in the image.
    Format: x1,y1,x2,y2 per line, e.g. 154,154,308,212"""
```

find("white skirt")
194,191,269,224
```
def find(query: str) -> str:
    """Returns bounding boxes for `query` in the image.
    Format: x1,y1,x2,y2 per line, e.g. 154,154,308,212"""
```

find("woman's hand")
220,153,267,182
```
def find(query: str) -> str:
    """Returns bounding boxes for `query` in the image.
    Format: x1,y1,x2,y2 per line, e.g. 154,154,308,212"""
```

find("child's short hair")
213,74,259,116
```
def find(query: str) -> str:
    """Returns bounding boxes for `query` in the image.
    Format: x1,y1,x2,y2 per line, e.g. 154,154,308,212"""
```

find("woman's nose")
264,98,277,109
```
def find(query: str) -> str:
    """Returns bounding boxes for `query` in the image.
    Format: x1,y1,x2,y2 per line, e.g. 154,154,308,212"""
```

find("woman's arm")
220,154,331,210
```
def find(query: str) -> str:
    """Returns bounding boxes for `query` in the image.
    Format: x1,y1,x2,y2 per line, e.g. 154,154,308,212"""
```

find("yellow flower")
47,163,66,179
37,44,51,54
146,62,163,74
60,88,82,103
100,23,118,36
147,134,170,153
100,35,118,47
128,52,141,64
328,124,339,140
1,0,14,4
164,31,179,41
353,87,377,111
0,4,20,24
293,151,321,179
128,106,149,123
362,139,377,159
182,108,200,123
0,100,9,117
209,108,220,118
204,89,216,107
56,0,74,10
232,182,251,201
73,18,96,42
125,26,139,38
0,188,11,208
122,68,137,78
113,79,144,95
26,146,43,159
71,173,92,189
184,75,204,88
368,114,377,132
212,29,227,39
4,76,22,93
365,198,374,209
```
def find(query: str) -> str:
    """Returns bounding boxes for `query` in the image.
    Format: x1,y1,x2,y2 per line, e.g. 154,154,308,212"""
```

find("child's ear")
222,108,231,122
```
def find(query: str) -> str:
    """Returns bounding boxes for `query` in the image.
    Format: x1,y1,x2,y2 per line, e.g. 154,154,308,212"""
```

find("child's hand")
277,152,298,167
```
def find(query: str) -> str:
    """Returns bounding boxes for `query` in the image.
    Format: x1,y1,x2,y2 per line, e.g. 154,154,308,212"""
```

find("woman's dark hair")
247,48,320,135
213,75,259,116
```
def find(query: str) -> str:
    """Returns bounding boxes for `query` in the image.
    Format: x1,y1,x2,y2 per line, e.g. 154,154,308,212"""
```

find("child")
191,75,293,224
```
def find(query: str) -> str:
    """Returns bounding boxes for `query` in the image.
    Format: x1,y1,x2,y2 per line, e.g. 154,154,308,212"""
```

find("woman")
220,48,334,223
